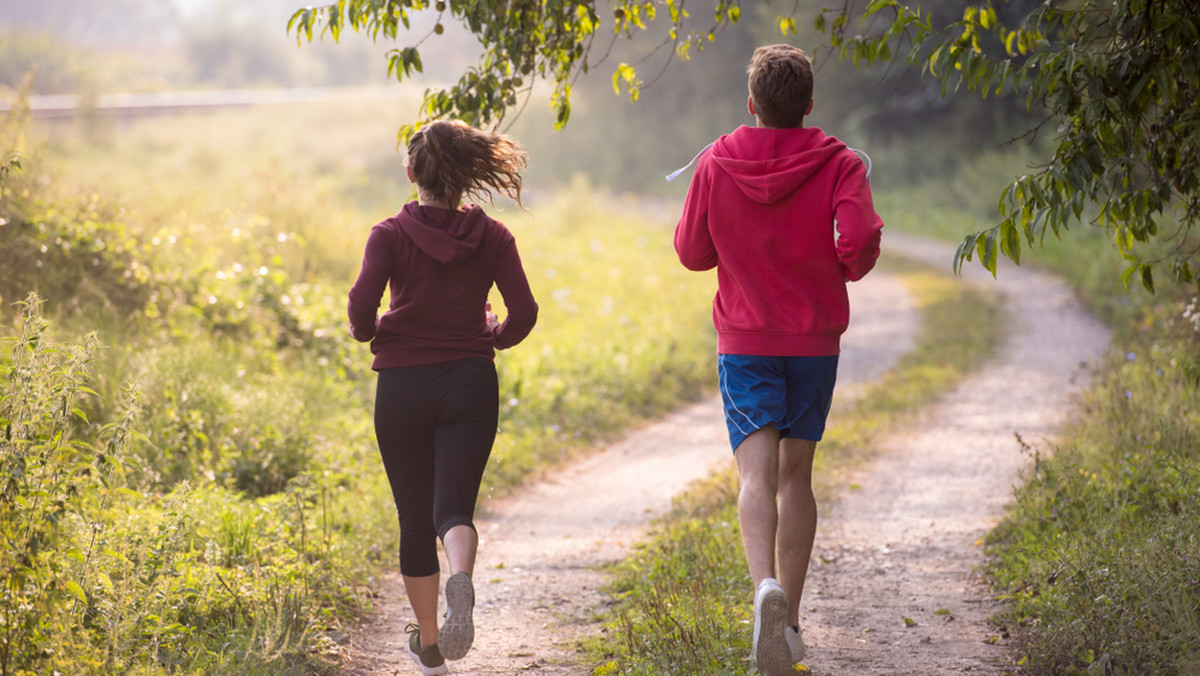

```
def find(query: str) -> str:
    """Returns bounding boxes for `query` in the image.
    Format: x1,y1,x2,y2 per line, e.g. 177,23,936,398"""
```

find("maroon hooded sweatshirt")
348,202,538,369
674,125,883,357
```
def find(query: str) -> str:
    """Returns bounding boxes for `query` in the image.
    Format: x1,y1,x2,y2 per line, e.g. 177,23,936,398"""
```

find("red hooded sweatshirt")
674,125,883,357
348,202,538,369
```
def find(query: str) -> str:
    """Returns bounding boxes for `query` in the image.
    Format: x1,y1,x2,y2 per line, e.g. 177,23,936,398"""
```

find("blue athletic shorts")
718,354,839,452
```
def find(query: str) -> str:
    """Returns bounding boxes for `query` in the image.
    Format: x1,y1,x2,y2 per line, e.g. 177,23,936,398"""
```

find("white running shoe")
440,571,475,660
752,578,793,675
786,624,807,663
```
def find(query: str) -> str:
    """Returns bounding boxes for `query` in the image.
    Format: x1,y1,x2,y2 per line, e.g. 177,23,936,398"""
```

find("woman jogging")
347,119,539,675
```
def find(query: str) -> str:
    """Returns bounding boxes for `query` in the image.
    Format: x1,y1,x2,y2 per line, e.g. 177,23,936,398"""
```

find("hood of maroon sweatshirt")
710,126,845,205
396,202,488,263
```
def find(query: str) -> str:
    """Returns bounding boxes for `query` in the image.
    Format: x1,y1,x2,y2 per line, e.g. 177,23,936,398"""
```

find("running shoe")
440,571,475,660
752,578,792,675
786,624,807,663
405,624,448,676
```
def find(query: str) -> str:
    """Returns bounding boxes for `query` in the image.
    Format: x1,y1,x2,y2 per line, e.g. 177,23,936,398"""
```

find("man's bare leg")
778,437,818,627
735,425,782,586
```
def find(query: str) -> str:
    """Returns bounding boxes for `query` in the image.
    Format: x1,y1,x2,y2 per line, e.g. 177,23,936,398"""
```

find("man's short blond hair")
747,44,814,128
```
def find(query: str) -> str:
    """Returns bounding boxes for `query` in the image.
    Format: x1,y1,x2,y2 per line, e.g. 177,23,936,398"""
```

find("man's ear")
747,95,757,117
805,99,814,116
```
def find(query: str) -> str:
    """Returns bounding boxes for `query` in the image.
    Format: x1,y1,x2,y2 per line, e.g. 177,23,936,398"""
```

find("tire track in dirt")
338,232,1107,675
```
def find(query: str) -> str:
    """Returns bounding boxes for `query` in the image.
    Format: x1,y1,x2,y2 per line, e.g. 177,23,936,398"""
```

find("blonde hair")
406,120,527,207
747,44,814,129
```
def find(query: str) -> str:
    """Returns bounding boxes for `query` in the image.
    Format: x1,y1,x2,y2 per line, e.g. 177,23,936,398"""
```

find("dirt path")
337,232,1109,675
799,232,1110,675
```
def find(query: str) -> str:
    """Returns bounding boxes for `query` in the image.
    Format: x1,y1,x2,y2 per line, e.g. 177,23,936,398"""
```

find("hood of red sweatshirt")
396,202,488,263
710,126,845,205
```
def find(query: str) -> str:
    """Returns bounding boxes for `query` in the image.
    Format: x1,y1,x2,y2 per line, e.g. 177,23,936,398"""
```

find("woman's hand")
485,301,500,331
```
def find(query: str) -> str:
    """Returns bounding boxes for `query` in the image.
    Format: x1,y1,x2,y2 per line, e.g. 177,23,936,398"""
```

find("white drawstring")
665,142,715,182
665,143,873,182
848,147,872,180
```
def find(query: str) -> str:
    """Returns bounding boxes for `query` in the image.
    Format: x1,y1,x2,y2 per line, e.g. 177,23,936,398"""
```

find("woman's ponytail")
406,121,527,208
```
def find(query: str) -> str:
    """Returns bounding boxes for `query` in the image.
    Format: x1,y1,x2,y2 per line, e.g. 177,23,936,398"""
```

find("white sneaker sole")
440,572,475,661
753,581,792,675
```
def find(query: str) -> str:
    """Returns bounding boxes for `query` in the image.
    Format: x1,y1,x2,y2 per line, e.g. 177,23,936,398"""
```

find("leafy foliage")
818,0,1200,292
293,0,1199,292
288,0,746,139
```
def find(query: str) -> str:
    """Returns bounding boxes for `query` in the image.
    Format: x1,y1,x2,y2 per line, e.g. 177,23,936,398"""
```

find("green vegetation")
0,95,716,674
985,300,1200,674
583,254,1008,674
883,150,1200,675
821,0,1200,293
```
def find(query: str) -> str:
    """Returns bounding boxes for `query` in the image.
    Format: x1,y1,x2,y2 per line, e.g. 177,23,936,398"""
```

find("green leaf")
866,0,900,15
1139,264,1155,294
953,233,979,275
978,231,998,277
65,580,87,605
1000,223,1021,265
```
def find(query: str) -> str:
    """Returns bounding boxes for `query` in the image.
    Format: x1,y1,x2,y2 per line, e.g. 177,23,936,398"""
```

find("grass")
582,250,1008,675
982,288,1200,674
1,95,718,674
484,179,715,494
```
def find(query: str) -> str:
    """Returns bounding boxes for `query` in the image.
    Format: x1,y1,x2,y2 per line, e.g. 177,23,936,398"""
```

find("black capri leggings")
374,357,499,577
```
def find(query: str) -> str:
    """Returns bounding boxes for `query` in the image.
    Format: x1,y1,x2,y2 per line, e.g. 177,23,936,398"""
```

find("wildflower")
1127,352,1136,361
1184,296,1200,333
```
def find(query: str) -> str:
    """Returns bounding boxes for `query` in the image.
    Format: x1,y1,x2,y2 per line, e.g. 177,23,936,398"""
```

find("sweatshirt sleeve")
833,152,884,282
674,156,719,271
346,224,393,343
492,235,538,350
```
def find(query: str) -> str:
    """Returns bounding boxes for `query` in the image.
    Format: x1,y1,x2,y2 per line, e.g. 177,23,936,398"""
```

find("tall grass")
486,180,715,492
0,294,392,675
984,294,1200,674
